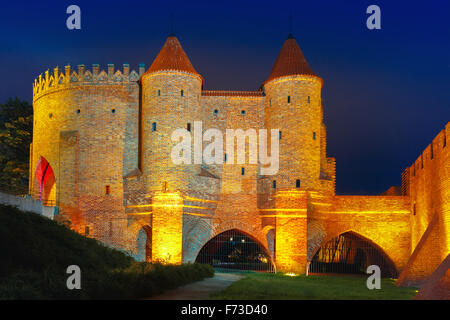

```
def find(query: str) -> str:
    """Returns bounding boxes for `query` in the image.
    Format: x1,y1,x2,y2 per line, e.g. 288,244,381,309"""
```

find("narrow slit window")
158,89,161,96
279,131,282,139
187,123,191,132
181,90,184,97
296,179,301,188
308,96,310,104
287,96,291,103
152,122,157,131
224,153,227,162
272,180,276,189
241,167,245,175
105,185,110,195
431,143,434,159
313,132,316,140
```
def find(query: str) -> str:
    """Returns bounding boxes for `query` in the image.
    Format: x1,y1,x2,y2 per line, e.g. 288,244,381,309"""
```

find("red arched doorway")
195,229,275,272
309,231,398,278
34,156,56,206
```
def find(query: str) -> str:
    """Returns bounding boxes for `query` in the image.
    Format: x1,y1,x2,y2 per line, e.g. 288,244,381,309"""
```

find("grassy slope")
211,273,418,300
0,205,213,299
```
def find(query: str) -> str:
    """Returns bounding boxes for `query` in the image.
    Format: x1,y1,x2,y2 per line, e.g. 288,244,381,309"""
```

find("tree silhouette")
0,98,33,194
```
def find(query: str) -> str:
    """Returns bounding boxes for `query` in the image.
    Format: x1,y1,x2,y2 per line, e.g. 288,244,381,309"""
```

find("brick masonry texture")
30,36,449,278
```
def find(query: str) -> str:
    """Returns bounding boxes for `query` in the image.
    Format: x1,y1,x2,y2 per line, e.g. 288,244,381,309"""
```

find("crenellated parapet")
33,63,146,102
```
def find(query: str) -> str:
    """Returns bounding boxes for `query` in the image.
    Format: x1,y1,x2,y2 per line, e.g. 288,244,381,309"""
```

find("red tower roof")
264,34,317,84
144,35,201,78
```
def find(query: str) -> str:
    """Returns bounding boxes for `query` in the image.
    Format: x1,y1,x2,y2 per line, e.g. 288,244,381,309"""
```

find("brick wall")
397,122,450,285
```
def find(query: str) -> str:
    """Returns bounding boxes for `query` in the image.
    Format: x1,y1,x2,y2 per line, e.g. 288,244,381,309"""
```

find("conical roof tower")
264,34,317,85
144,35,202,81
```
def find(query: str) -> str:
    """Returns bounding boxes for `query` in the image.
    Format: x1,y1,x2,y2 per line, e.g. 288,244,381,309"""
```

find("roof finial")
288,15,294,39
169,12,175,37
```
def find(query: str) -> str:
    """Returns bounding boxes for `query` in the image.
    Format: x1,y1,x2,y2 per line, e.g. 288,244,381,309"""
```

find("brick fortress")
30,32,449,286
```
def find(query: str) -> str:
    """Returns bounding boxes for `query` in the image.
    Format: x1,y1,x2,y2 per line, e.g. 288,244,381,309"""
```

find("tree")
0,98,33,195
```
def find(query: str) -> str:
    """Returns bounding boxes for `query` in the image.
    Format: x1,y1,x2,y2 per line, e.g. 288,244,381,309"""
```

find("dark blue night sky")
0,0,449,194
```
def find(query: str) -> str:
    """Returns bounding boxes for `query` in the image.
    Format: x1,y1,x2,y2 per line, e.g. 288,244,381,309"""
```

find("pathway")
146,272,243,300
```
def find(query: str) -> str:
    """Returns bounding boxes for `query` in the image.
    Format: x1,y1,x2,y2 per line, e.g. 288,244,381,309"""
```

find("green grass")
0,204,214,299
211,272,418,300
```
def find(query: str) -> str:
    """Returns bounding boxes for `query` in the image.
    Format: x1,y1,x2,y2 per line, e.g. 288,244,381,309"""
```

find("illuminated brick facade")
30,34,449,280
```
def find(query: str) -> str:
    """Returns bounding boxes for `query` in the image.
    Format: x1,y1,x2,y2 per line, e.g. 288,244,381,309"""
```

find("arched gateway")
309,231,398,278
195,229,275,272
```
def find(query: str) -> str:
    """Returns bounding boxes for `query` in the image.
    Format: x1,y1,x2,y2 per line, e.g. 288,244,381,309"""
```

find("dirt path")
146,272,243,300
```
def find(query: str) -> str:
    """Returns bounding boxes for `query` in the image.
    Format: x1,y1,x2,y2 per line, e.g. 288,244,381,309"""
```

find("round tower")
140,35,203,264
141,34,203,195
263,33,323,191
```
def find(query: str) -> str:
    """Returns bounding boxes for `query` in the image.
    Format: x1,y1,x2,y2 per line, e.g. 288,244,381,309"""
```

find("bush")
0,205,214,299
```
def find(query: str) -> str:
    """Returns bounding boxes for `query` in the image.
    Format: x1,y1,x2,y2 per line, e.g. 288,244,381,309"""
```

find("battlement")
33,63,146,101
402,122,450,193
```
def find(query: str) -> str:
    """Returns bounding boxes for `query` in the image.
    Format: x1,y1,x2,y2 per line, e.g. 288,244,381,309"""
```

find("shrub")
0,205,214,299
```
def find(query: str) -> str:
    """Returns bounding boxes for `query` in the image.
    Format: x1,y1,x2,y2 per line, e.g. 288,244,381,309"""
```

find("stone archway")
309,231,398,277
126,219,152,260
136,225,152,262
34,156,56,206
195,229,275,272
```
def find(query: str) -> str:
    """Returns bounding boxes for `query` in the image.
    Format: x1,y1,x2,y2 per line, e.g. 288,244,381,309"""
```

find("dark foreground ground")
0,204,213,299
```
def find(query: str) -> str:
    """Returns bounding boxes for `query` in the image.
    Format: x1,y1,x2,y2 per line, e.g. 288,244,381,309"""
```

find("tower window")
224,153,227,162
413,204,416,216
152,122,157,131
187,123,191,132
287,96,291,103
308,96,310,104
269,99,271,107
105,185,110,195
272,180,276,189
158,89,161,96
181,90,184,97
111,109,116,114
241,167,245,175
444,131,447,148
296,179,301,188
313,132,316,140
76,109,80,114
241,110,246,115
431,143,434,159
279,131,282,139
49,113,53,118
214,109,219,115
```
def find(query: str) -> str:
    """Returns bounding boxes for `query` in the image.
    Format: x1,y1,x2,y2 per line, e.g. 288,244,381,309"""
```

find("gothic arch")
210,220,267,250
34,156,56,206
309,230,399,277
126,219,151,257
195,228,275,272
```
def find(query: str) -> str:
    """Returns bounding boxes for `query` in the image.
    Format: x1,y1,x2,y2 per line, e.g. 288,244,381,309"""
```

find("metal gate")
195,229,275,272
309,232,398,278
